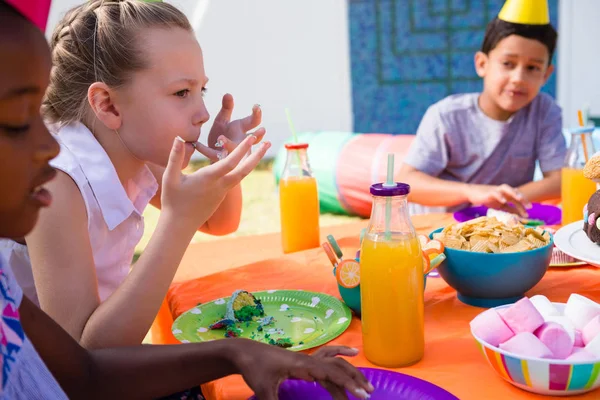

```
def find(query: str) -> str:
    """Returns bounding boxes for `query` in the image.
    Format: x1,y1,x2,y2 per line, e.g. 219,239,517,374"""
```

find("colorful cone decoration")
498,0,550,25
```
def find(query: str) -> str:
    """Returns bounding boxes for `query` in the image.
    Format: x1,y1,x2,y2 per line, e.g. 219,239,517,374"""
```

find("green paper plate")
172,290,352,351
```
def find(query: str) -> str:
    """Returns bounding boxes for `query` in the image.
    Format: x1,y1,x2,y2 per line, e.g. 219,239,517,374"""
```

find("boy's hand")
161,135,270,228
466,184,531,217
194,94,266,162
233,340,373,400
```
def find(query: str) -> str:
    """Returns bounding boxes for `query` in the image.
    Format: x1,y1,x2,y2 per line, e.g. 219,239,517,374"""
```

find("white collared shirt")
0,122,158,305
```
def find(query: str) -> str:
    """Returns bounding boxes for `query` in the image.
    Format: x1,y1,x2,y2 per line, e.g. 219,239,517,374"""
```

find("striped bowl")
472,303,600,396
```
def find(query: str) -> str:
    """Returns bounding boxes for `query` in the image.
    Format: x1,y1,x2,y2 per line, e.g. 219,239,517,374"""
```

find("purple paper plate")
248,367,458,400
453,203,561,225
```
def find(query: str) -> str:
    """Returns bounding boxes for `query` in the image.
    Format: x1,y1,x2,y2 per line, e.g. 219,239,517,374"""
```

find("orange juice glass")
360,183,424,367
562,168,596,225
562,127,596,225
279,143,320,253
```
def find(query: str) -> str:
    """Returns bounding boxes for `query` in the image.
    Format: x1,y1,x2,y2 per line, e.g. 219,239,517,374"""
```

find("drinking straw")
578,110,590,163
322,242,339,268
382,154,395,240
285,108,299,143
284,108,303,169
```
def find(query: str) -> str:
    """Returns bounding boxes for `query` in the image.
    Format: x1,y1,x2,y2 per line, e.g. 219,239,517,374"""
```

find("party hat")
498,0,550,25
5,0,52,32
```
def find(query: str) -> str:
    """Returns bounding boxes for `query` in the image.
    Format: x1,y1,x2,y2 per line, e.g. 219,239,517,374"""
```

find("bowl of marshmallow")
471,294,600,396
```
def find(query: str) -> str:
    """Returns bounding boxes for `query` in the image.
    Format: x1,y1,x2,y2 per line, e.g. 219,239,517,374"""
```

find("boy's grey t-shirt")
404,93,566,190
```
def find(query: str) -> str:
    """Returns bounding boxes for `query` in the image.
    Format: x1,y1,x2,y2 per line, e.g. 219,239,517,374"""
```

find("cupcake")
210,290,265,332
584,152,600,184
227,290,265,322
583,194,600,244
583,153,600,244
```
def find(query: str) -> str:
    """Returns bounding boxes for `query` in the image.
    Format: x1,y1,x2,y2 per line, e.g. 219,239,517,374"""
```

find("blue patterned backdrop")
349,0,559,134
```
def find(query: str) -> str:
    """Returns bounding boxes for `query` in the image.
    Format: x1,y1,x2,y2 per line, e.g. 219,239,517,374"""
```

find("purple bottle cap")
369,182,410,196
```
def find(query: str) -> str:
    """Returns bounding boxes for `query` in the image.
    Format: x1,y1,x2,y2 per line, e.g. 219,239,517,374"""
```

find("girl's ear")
87,82,122,130
474,51,488,78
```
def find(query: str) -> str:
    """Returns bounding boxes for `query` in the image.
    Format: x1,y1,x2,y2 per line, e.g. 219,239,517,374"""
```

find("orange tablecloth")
154,214,600,400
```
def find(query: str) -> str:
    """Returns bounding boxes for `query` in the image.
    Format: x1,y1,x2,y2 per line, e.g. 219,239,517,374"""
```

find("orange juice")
562,167,596,225
360,234,424,367
279,176,320,253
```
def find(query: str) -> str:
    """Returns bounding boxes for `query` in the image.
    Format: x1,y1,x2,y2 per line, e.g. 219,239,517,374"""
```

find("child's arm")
20,297,372,400
399,163,470,206
400,164,529,216
400,104,528,215
27,137,269,348
518,170,562,203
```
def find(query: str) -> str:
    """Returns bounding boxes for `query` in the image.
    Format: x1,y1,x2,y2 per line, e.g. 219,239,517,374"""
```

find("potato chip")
444,237,463,249
436,216,550,254
487,242,500,254
502,240,534,253
500,233,520,246
470,240,489,253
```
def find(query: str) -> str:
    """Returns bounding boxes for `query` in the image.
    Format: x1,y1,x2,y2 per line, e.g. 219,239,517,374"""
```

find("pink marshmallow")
583,316,600,346
567,347,597,362
534,322,574,359
499,297,545,334
575,330,584,347
500,332,554,359
470,309,515,347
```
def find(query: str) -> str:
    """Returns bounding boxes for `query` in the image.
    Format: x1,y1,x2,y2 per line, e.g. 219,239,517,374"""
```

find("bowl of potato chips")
430,217,553,308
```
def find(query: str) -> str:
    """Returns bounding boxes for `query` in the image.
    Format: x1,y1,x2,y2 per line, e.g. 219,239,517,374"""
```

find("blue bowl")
429,228,553,308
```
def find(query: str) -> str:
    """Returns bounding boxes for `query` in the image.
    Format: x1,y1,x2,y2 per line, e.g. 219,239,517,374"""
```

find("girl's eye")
0,124,30,136
502,61,514,68
175,89,190,98
201,87,208,97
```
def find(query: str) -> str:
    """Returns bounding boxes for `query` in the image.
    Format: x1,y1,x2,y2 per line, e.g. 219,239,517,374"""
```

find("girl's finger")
223,141,270,186
249,127,266,144
163,137,186,185
313,346,359,359
215,136,237,153
205,134,258,177
193,141,222,163
213,93,235,125
239,104,262,132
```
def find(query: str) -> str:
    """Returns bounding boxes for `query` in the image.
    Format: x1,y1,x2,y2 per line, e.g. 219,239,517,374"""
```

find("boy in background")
400,0,565,216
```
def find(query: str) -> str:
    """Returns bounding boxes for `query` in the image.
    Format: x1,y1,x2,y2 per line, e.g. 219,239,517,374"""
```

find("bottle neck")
282,148,313,179
566,132,596,169
367,195,414,237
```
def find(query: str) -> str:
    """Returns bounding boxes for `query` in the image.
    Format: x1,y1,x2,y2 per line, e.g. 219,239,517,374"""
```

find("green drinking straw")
285,108,299,143
382,153,395,240
284,108,304,171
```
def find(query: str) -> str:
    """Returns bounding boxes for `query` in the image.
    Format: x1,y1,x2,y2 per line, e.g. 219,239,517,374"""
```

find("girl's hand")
161,134,270,228
232,340,373,400
194,94,266,162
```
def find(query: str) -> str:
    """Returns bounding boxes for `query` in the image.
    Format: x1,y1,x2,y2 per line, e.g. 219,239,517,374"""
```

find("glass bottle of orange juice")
279,143,320,253
562,127,596,225
360,182,424,367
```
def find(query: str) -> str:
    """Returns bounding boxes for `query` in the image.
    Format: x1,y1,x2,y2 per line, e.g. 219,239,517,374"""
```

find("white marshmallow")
585,332,600,358
545,316,576,343
530,295,560,319
564,294,600,330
